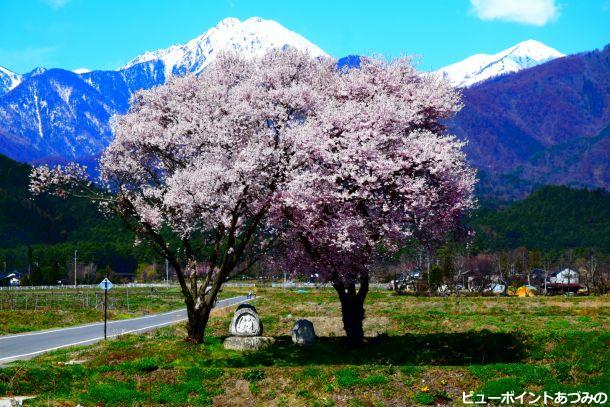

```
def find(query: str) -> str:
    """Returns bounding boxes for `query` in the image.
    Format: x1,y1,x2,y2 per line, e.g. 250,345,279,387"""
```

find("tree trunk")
185,306,211,344
333,274,369,347
339,291,365,346
184,283,220,344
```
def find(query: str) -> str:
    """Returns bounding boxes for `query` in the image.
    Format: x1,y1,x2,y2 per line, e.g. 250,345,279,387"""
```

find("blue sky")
0,0,608,74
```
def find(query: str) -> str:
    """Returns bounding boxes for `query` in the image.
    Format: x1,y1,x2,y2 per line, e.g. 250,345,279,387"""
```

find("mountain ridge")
122,17,327,76
435,39,564,87
0,17,324,162
449,45,610,198
0,18,607,199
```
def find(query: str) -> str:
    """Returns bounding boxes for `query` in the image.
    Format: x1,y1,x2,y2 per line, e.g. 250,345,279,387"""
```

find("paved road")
0,295,251,364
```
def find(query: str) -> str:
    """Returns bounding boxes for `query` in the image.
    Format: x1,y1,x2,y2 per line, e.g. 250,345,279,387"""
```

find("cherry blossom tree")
270,57,476,346
31,50,475,347
30,49,333,343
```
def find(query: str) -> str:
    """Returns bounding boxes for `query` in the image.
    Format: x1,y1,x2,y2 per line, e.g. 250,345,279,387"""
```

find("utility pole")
74,250,78,288
543,258,549,295
165,258,169,285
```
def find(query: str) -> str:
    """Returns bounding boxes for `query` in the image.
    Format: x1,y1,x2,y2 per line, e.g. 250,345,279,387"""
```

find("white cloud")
42,0,71,9
470,0,560,26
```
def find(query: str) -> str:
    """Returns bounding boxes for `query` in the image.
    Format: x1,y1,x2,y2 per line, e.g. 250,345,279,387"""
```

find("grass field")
0,288,608,406
0,286,248,334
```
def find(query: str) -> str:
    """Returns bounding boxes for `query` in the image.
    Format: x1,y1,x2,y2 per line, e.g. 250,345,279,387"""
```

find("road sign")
98,277,112,339
98,278,113,291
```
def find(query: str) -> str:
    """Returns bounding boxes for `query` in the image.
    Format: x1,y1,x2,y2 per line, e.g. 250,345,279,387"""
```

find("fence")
0,287,184,312
270,282,388,289
0,283,173,291
0,282,256,291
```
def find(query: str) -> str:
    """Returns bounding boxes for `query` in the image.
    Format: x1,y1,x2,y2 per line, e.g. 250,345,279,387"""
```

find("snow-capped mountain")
0,66,22,95
123,17,328,77
0,17,327,162
0,69,116,162
435,40,564,87
0,20,604,195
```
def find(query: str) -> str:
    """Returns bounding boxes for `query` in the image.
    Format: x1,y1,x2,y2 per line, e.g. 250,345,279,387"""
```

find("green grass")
0,288,608,405
243,368,266,382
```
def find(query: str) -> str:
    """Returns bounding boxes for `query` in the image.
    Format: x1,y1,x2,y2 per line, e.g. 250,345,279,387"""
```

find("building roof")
1,271,22,279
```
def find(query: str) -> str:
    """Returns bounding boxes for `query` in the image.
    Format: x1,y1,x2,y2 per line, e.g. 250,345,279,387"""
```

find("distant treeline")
1,153,609,284
471,185,610,253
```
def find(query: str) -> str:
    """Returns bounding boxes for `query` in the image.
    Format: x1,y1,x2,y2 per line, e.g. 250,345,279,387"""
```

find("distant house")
392,269,423,292
546,268,581,294
549,268,579,284
1,271,21,286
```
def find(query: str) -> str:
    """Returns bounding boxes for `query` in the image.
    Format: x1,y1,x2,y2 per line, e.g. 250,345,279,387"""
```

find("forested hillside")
449,45,610,198
0,153,119,247
472,185,610,252
0,153,154,279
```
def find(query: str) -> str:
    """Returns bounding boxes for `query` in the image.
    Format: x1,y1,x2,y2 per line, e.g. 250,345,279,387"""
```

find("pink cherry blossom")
30,50,475,345
268,56,476,345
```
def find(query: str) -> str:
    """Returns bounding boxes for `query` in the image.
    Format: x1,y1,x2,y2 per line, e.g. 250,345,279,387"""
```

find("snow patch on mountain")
122,17,328,77
0,66,22,95
52,80,73,104
435,40,564,87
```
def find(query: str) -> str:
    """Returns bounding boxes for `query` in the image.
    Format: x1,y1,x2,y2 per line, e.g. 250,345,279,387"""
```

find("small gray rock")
223,336,275,351
229,306,263,337
291,319,316,346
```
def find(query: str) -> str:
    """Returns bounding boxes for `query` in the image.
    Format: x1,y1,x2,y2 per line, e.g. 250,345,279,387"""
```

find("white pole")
74,250,77,288
165,258,169,285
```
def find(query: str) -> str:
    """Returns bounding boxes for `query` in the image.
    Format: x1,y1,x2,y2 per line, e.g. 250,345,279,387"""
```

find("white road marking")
0,319,188,363
0,309,186,340
0,296,253,363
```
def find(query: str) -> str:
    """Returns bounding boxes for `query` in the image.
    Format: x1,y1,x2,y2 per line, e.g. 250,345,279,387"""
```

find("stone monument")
229,305,263,336
291,319,316,346
223,303,275,351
